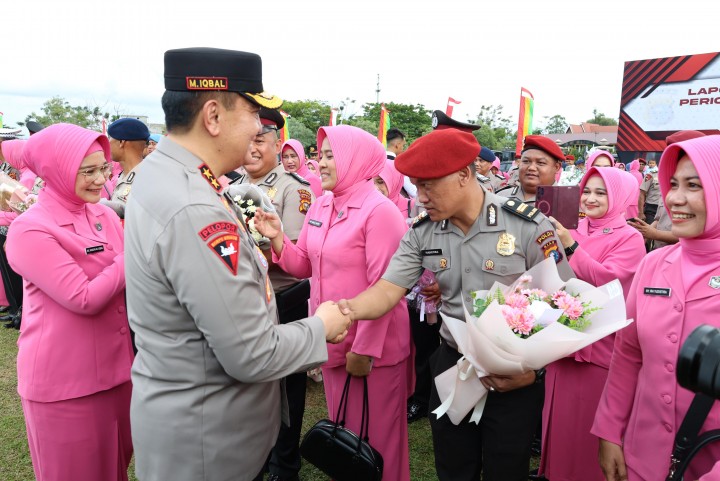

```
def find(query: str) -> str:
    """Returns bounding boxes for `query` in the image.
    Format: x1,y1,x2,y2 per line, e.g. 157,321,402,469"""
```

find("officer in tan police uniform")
338,129,574,481
231,107,315,481
124,47,350,481
638,159,661,223
495,135,564,206
103,118,149,218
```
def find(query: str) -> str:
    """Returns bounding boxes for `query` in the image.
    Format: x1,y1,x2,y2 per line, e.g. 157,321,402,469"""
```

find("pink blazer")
7,198,133,402
592,244,720,480
275,182,410,368
568,222,645,368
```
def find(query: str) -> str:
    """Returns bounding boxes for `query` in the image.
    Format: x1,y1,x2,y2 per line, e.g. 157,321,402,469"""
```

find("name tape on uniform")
644,287,671,297
85,245,105,255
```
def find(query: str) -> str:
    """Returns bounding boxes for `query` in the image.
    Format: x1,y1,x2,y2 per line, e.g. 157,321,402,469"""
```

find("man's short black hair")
386,128,406,143
161,90,239,133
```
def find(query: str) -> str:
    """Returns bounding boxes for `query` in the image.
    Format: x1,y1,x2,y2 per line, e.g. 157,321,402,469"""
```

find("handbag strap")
359,376,371,443
334,374,353,431
667,393,716,481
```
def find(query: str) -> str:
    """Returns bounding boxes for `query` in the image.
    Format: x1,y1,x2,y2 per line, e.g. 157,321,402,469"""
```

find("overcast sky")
2,0,719,133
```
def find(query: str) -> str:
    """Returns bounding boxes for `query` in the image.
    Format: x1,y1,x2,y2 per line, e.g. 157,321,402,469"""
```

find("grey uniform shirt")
653,201,673,250
124,138,328,481
640,171,661,206
495,183,538,205
237,163,315,292
382,191,574,349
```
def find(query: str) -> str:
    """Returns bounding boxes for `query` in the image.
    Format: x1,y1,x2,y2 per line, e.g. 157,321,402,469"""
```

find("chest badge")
95,222,103,231
439,258,448,269
266,187,277,200
496,232,516,256
709,276,720,289
484,259,495,271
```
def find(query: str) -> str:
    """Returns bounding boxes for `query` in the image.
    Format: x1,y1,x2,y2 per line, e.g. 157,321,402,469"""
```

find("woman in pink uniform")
586,150,615,169
592,135,720,481
281,139,323,198
7,124,133,481
542,167,645,481
375,158,411,218
257,125,411,481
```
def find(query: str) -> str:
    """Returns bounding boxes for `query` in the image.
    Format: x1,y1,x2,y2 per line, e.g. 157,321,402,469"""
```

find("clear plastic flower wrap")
0,171,34,213
433,257,633,425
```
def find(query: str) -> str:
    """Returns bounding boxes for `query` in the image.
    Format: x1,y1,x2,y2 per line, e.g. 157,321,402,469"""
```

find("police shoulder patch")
287,172,311,186
411,211,431,229
502,199,541,223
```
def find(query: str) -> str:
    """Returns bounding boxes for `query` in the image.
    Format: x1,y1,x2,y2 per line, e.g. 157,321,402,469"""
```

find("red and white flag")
102,118,107,136
329,108,339,126
446,97,462,117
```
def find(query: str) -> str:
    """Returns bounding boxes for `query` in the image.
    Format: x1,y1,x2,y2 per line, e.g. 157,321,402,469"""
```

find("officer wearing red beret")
496,135,564,205
338,129,574,481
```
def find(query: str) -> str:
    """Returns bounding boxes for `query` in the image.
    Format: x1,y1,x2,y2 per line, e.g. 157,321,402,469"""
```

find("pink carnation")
552,291,583,319
521,288,547,299
502,306,535,336
505,293,530,309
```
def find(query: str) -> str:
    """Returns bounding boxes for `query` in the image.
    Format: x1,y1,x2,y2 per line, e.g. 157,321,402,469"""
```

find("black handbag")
300,374,383,481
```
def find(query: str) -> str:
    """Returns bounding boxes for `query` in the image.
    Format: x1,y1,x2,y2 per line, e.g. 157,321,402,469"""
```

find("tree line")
13,96,617,152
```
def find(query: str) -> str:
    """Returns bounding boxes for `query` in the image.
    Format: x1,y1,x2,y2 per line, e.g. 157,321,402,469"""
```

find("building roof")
566,122,618,134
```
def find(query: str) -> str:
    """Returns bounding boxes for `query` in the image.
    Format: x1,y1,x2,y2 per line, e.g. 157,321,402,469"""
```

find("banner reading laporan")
617,51,720,153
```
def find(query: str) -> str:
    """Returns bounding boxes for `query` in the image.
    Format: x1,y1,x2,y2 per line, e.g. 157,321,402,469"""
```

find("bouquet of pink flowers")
0,171,35,214
433,257,632,425
473,275,599,338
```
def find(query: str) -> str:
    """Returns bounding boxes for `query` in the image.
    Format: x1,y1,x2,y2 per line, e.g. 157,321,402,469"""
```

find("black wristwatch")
534,368,546,384
564,241,579,257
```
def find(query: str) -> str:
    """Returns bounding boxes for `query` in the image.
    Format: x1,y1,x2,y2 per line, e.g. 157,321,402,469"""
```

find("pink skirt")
22,381,132,481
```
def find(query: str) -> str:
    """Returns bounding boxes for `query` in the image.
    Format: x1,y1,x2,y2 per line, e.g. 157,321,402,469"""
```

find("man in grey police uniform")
124,47,351,481
496,135,564,206
231,107,315,481
474,145,499,192
102,117,149,217
338,128,574,481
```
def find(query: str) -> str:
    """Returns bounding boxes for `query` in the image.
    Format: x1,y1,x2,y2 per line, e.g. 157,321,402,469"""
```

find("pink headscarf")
23,123,111,210
306,159,320,174
282,139,322,197
616,163,626,170
378,159,409,217
492,158,501,171
577,167,638,232
628,159,643,185
659,135,720,297
1,139,27,170
586,150,615,169
317,125,386,199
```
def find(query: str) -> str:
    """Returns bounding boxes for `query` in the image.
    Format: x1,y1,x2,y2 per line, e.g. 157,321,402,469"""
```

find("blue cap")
107,118,150,141
576,157,586,165
149,133,162,143
478,146,495,162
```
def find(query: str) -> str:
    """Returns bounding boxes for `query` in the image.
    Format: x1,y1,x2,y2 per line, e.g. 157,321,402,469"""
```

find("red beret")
665,130,705,145
522,135,565,162
565,154,575,161
395,129,480,179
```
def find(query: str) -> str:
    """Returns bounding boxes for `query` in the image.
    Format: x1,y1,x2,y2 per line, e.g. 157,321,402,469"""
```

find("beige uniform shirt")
237,163,315,292
495,183,539,205
476,174,495,193
640,171,661,206
382,191,575,349
111,168,137,204
124,138,328,481
653,201,673,250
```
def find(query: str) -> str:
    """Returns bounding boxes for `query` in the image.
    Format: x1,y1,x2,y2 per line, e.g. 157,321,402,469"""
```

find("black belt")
275,279,311,313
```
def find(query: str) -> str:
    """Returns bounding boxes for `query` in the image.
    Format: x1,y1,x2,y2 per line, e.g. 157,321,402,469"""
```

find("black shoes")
407,402,428,423
2,307,21,330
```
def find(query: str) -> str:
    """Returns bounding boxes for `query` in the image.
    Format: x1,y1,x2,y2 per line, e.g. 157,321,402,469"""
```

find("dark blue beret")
108,118,150,141
431,110,480,133
478,146,495,162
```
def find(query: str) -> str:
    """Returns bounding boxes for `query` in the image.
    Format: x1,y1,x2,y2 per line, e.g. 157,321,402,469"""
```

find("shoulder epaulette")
286,172,311,186
228,173,245,185
411,211,431,229
501,199,541,223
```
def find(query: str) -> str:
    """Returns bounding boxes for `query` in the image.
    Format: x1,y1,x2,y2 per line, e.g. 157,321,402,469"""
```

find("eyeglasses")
78,163,113,180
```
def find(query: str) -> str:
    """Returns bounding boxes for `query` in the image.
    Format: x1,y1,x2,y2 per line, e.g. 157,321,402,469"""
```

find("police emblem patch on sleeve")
207,233,240,275
298,189,312,214
542,240,563,263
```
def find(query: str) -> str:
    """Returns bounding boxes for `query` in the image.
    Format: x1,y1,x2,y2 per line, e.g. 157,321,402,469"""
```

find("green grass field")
0,328,438,481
